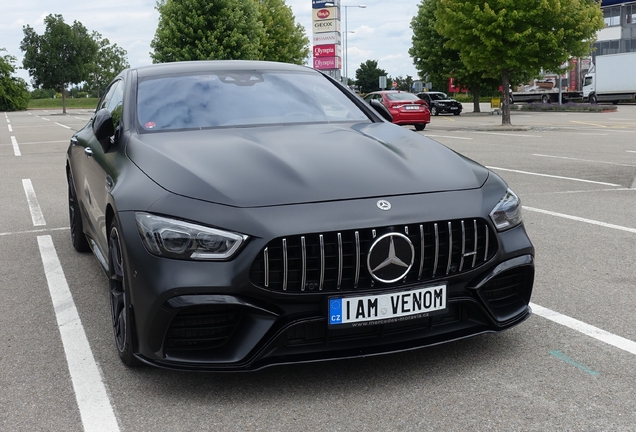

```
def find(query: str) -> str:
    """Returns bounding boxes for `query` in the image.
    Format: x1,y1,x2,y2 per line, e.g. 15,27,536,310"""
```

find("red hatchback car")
364,91,431,130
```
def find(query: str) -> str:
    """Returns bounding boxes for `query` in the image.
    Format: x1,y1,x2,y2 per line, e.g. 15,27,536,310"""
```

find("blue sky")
1,0,421,86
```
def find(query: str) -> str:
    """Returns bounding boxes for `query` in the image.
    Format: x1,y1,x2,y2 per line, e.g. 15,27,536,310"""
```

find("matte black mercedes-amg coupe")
67,61,534,371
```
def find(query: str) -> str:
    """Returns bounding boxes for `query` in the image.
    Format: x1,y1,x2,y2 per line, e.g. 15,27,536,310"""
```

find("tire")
415,124,426,131
541,94,550,104
68,172,90,252
431,106,438,116
108,219,142,367
590,94,598,104
454,112,460,116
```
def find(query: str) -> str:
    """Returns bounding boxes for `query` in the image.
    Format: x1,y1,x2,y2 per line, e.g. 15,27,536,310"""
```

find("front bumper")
115,185,534,371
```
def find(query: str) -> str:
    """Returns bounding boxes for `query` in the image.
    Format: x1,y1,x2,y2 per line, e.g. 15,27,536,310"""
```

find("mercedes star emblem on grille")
377,200,391,211
367,233,415,283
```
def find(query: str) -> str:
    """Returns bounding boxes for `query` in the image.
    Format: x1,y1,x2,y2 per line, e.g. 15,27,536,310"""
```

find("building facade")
594,0,636,56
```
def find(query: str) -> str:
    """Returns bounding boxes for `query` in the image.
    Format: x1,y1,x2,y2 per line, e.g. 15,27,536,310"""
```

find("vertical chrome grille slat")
319,234,325,291
484,225,490,262
301,236,306,291
354,231,360,288
446,222,453,275
337,233,343,289
459,220,466,272
418,224,424,280
433,223,439,278
472,220,478,268
282,238,288,291
264,247,269,288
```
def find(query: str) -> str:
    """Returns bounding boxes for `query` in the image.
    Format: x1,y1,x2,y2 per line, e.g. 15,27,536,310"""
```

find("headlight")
489,189,522,231
135,212,248,260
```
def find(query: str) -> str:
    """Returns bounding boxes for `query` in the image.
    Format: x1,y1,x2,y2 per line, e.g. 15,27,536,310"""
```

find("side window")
106,81,124,130
98,81,119,112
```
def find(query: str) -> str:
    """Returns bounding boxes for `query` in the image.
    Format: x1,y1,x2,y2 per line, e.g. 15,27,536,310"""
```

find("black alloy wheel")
68,173,90,252
109,220,141,367
415,124,426,131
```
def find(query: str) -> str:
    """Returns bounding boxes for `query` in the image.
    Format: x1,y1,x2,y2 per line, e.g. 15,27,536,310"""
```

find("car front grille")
250,218,497,293
165,305,242,351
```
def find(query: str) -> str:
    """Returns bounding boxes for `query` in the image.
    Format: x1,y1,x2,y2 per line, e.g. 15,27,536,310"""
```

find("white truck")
583,52,636,104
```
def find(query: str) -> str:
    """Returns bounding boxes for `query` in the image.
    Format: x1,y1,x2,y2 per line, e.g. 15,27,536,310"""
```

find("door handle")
84,147,93,158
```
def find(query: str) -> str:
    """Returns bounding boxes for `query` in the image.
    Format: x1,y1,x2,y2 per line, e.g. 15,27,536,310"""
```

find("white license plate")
328,284,446,327
450,107,458,110
405,105,419,110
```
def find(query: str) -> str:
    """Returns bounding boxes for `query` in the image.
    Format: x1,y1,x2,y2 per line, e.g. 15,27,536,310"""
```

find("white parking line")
531,303,636,356
533,154,636,168
56,122,71,129
22,179,46,226
487,166,622,187
11,136,21,156
425,134,473,140
8,124,12,132
523,206,636,234
37,236,120,432
474,132,541,138
0,227,69,237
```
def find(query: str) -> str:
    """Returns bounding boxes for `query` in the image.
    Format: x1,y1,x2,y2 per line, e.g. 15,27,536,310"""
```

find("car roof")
131,60,314,79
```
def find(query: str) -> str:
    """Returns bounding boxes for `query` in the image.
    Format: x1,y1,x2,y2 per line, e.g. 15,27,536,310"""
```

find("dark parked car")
67,60,534,371
364,90,430,130
417,91,463,116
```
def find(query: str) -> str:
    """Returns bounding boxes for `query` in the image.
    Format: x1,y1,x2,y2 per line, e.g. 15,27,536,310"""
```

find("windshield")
429,93,448,101
386,93,420,102
136,70,370,131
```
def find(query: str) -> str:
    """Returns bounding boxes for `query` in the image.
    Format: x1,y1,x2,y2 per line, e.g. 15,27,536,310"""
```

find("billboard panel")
313,32,341,45
313,44,341,58
313,56,342,70
312,7,340,21
313,19,341,34
313,0,339,8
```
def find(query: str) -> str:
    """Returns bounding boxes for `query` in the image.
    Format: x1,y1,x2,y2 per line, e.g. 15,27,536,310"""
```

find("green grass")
28,98,99,110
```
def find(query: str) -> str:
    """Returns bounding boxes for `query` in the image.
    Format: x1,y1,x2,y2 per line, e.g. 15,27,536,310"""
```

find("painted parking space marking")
0,227,69,237
425,134,473,140
549,350,599,376
523,206,636,234
8,124,12,132
56,122,71,130
533,154,636,168
11,136,21,156
531,303,636,356
487,166,622,187
474,132,541,138
37,236,120,432
3,139,68,146
22,179,46,226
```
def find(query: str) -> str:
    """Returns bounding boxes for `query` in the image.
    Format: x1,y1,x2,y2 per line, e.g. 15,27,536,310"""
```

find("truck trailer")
583,52,636,104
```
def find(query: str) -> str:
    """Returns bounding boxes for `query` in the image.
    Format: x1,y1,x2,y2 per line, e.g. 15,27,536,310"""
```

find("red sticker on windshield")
145,121,156,129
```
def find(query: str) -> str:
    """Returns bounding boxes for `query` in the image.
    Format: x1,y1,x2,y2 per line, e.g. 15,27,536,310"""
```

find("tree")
86,32,130,98
20,14,97,114
151,0,262,63
257,0,310,64
0,49,29,111
435,0,604,125
355,60,388,94
410,0,499,112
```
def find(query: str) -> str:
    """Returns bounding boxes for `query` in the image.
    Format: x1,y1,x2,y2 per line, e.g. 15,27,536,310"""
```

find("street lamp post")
342,4,366,87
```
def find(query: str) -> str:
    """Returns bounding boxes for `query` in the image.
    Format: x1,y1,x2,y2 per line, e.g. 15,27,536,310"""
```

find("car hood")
126,122,488,208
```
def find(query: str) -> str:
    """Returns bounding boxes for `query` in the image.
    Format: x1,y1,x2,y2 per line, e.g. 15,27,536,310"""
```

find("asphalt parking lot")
1,105,636,431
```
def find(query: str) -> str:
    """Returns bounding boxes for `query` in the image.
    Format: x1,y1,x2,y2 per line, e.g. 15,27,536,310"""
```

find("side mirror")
93,108,115,152
369,99,393,122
